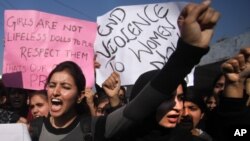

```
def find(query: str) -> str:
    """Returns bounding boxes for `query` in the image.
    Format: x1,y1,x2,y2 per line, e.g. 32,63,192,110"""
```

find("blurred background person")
6,87,29,123
0,79,27,124
180,86,212,141
29,90,49,119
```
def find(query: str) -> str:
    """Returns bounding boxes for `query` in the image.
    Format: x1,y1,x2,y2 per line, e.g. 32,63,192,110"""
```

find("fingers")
222,47,250,80
198,7,220,29
84,88,94,97
236,54,246,71
221,59,238,73
102,71,120,89
240,47,250,62
180,0,210,23
238,47,250,68
180,2,210,21
209,9,221,27
221,54,245,74
178,0,220,48
185,1,211,24
183,1,220,28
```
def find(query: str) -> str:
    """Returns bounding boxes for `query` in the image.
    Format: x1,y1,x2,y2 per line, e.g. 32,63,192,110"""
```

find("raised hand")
84,88,96,106
178,0,220,48
221,47,250,98
83,88,97,116
102,71,121,107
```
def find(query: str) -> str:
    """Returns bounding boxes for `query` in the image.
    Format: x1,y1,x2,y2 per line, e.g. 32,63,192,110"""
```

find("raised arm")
102,0,220,139
102,71,122,108
221,47,250,98
84,88,97,117
205,47,250,141
178,0,219,48
126,0,220,121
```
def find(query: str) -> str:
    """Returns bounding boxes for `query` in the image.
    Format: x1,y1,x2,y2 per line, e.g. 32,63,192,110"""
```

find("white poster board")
94,2,191,86
0,124,31,141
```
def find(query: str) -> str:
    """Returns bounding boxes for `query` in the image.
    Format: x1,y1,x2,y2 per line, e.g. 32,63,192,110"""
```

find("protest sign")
0,123,31,141
3,10,97,90
94,2,193,86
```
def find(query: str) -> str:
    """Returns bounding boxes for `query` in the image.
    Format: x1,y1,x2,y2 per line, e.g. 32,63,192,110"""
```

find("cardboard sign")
0,124,31,141
95,2,188,86
3,10,97,90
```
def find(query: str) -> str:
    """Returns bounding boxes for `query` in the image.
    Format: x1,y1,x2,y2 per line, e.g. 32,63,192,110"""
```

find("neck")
50,111,78,128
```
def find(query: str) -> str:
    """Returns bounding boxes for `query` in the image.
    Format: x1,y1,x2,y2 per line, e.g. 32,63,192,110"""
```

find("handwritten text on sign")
95,2,187,86
3,10,97,90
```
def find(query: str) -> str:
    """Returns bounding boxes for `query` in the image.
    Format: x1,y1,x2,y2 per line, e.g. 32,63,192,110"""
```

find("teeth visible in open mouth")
52,98,60,102
51,98,62,105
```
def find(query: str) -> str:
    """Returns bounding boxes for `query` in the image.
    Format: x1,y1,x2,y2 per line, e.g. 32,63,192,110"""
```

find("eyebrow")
49,81,73,86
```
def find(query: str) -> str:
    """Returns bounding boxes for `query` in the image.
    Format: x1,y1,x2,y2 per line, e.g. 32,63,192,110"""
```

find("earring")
77,99,82,104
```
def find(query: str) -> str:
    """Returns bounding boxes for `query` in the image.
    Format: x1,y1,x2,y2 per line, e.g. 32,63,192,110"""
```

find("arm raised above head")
178,0,220,48
222,47,250,98
103,1,220,139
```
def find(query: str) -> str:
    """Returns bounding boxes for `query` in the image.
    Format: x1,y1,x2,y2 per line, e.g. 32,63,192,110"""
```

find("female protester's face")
158,84,184,128
96,99,109,116
213,75,225,95
206,96,217,111
46,70,79,118
30,95,49,118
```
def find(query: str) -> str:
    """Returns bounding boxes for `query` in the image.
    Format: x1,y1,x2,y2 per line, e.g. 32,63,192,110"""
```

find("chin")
49,111,62,118
166,124,177,128
159,122,177,128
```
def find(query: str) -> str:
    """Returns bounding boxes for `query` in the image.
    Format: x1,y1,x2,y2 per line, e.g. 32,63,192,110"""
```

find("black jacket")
93,38,209,141
206,96,250,141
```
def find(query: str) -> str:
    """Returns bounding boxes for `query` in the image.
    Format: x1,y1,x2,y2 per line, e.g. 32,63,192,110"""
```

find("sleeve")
9,111,21,123
206,96,250,141
29,117,44,141
217,97,248,114
124,38,209,121
103,38,209,138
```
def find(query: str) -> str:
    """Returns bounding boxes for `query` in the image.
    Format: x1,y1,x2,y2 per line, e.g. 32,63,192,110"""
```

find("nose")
32,107,38,115
182,107,189,116
52,85,61,96
211,102,216,108
13,93,20,97
173,96,183,112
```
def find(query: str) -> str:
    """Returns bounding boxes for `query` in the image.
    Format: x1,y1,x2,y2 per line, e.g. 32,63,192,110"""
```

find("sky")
0,0,250,74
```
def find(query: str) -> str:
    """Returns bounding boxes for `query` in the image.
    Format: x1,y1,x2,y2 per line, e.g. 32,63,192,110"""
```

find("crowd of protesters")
0,1,249,141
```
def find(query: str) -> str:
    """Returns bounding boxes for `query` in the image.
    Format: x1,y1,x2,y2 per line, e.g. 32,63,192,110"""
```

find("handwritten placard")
3,10,97,90
95,2,188,86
